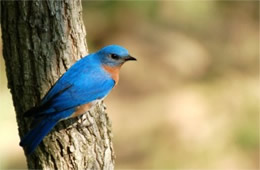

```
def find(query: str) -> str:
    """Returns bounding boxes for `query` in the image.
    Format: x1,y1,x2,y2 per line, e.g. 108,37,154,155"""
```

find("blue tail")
20,119,58,154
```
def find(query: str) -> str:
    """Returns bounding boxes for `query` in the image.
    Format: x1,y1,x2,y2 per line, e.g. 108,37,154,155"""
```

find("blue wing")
25,55,115,119
21,53,115,154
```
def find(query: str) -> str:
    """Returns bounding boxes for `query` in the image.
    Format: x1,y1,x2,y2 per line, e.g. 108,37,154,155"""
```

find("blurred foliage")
0,1,259,169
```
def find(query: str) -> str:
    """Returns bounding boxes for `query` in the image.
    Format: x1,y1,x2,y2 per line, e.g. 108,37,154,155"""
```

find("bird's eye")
110,54,120,60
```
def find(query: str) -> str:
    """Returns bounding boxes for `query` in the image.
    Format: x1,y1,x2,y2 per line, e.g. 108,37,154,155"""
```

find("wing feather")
24,55,115,118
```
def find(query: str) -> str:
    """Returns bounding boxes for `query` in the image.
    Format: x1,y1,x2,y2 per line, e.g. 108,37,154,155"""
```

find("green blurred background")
0,1,259,169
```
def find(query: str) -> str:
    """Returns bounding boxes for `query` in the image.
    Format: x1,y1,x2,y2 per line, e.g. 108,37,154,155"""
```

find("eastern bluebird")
20,45,136,154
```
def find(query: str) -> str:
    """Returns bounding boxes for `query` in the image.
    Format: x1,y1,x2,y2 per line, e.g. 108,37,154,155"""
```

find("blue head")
96,45,136,67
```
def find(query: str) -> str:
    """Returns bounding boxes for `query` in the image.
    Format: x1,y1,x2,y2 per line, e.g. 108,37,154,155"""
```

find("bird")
19,45,136,154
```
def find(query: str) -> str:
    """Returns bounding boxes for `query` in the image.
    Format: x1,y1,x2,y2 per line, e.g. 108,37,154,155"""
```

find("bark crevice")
1,0,115,169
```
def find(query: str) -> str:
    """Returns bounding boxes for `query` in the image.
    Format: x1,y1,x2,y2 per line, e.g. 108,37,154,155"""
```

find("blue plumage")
20,45,136,154
20,118,58,154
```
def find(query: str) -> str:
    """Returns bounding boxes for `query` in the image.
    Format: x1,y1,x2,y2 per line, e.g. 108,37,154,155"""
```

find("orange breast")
103,65,122,85
71,103,93,118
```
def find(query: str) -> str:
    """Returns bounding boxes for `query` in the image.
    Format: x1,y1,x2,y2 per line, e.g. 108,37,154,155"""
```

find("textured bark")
1,0,114,169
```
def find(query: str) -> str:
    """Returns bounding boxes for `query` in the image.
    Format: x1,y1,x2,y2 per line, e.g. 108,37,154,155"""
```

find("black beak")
125,55,137,61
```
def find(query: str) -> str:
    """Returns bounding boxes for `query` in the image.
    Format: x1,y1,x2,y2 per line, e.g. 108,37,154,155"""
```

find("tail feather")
20,119,58,154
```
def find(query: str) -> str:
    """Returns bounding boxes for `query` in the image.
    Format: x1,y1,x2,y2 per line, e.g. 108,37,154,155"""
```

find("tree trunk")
1,1,114,169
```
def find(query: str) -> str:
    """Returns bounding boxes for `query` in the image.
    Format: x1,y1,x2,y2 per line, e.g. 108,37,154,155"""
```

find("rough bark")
1,1,114,169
